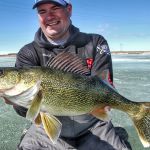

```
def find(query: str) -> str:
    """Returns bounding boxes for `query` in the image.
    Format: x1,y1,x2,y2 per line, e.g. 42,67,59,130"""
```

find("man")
7,0,132,149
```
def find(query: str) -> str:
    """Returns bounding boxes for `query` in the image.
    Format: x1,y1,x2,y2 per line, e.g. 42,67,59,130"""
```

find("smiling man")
36,1,71,42
7,0,132,149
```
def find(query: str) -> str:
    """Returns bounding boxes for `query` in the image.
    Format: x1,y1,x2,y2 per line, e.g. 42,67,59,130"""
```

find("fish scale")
0,52,150,147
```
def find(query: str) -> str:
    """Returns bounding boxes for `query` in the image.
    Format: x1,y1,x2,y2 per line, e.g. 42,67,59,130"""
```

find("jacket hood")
34,25,80,49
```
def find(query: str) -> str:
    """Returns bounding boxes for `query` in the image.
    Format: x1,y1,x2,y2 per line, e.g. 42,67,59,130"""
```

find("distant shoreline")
0,51,150,57
111,51,150,55
0,53,16,57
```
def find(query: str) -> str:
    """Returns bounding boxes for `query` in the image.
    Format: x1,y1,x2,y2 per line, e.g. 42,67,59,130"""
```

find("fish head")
0,68,20,92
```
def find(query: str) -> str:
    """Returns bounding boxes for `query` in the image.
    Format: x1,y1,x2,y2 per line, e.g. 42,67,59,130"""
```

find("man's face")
37,3,72,40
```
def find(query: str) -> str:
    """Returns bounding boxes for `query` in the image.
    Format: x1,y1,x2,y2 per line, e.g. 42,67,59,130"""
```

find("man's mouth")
46,21,60,26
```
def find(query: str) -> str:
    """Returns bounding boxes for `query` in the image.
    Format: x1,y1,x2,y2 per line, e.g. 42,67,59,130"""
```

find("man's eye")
53,6,63,12
38,10,46,14
52,7,60,10
0,69,4,76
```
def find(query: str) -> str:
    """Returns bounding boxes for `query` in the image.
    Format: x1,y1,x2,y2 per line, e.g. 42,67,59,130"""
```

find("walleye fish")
0,52,150,147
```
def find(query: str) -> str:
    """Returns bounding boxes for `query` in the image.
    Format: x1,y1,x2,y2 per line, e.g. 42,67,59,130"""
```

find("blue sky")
0,0,150,54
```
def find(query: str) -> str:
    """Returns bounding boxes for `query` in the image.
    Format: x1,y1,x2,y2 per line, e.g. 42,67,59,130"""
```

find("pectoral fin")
34,113,42,126
26,90,43,121
91,106,111,121
40,112,62,144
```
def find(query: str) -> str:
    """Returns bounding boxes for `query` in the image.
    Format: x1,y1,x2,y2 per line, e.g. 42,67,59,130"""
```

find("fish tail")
130,102,150,148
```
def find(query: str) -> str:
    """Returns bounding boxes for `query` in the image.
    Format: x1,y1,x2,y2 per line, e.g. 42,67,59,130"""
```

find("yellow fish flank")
0,52,150,147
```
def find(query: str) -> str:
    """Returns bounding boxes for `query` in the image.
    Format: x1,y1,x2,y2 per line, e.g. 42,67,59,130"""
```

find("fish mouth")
0,87,15,95
0,89,7,93
0,89,6,96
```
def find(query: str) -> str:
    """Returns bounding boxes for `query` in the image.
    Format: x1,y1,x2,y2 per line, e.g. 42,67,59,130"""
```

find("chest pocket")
77,40,97,75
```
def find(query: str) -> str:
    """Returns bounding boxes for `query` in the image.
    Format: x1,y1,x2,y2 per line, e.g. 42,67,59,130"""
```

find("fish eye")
0,69,4,76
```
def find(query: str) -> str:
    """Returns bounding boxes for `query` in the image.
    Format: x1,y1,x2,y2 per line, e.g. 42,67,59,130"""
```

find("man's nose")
46,10,55,19
48,9,56,15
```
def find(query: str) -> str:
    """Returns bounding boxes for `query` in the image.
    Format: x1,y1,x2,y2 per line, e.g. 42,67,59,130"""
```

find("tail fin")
130,102,150,148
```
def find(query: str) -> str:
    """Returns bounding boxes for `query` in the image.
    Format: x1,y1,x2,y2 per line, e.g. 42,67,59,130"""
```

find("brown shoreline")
0,51,150,57
111,51,150,54
0,53,16,57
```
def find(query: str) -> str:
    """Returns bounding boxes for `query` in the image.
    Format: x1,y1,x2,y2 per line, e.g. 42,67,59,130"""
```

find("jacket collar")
34,24,80,49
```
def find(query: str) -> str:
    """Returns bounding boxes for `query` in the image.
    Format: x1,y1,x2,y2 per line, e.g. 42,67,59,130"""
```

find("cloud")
96,23,118,37
96,23,110,35
112,32,150,39
96,23,150,41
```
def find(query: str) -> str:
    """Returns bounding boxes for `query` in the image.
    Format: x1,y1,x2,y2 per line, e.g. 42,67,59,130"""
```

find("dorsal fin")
46,52,90,75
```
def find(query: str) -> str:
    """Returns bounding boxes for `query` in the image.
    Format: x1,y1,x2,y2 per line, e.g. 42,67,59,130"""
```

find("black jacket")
15,25,113,138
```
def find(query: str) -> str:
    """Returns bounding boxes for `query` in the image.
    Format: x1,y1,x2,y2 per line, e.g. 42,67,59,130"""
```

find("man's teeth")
47,21,58,25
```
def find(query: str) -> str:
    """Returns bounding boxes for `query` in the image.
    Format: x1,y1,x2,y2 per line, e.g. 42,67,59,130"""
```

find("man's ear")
66,4,72,17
